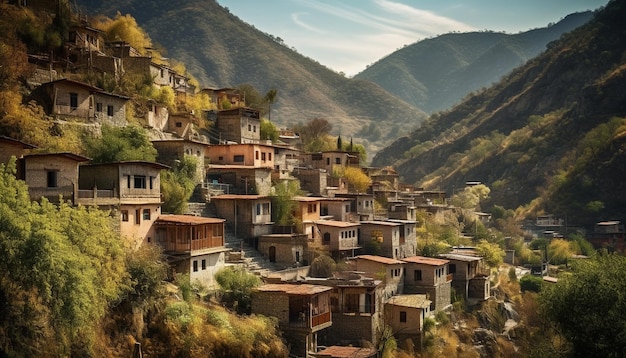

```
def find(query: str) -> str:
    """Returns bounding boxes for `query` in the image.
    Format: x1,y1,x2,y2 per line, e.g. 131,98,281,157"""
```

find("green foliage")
450,184,490,210
540,255,626,357
260,118,279,142
508,267,517,282
341,166,372,193
95,12,155,57
271,181,302,226
519,275,543,293
475,239,504,268
294,118,333,151
310,255,336,278
85,125,157,163
0,160,129,356
215,267,261,315
124,244,168,309
161,156,198,214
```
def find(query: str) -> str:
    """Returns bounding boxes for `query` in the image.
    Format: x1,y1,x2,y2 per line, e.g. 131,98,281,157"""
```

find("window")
268,153,272,161
127,175,131,188
70,92,78,109
256,203,261,215
414,270,422,281
121,210,129,222
256,151,259,159
262,203,270,215
449,264,456,274
46,170,58,188
323,232,331,245
135,209,141,224
400,311,407,323
134,175,147,189
234,155,244,162
326,158,330,165
149,176,154,190
335,157,341,164
193,260,198,272
201,259,206,270
253,125,256,132
96,102,103,112
261,152,266,161
248,124,252,131
307,203,317,213
107,105,114,116
143,209,151,220
175,122,182,127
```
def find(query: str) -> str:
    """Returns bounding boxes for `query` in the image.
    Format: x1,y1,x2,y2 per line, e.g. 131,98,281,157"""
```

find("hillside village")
2,2,626,358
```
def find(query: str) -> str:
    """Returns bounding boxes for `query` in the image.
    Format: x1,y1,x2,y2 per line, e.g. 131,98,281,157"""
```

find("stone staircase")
187,201,282,276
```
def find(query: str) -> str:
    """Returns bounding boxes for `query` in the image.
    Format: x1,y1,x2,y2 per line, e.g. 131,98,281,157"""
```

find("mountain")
373,0,626,227
354,12,594,114
72,0,427,156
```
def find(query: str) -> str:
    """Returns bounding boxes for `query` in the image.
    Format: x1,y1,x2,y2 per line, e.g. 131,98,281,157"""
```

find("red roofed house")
154,215,228,288
354,255,405,298
315,220,361,260
252,283,332,357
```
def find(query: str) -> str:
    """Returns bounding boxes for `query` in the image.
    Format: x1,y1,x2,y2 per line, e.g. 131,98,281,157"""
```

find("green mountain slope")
373,0,626,227
73,0,427,155
355,12,594,113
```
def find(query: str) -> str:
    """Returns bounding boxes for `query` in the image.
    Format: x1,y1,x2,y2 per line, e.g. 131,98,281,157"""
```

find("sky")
217,0,609,77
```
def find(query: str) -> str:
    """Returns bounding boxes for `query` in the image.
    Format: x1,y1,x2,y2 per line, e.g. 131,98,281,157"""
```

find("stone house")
258,233,309,266
77,161,169,248
319,197,357,222
20,152,90,204
0,136,36,165
272,144,300,179
315,220,361,260
387,200,416,221
200,88,243,109
154,215,228,288
353,255,405,298
402,256,452,311
359,221,412,260
215,107,260,144
251,283,332,357
306,273,384,347
211,194,273,239
335,193,375,221
293,168,328,197
439,253,490,301
384,294,432,338
152,138,208,183
301,150,360,174
205,165,272,195
388,219,418,258
33,79,128,125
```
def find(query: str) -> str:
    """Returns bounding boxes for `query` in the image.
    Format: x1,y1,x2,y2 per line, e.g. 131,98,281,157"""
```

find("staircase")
188,201,282,276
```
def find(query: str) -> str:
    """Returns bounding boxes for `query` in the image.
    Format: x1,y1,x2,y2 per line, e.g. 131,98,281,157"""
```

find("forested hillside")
355,12,593,113
374,0,626,227
73,0,428,155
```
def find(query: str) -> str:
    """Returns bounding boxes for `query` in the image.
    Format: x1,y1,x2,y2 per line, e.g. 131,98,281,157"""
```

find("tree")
310,255,336,278
260,118,279,142
342,166,372,193
475,239,504,268
264,89,277,121
0,160,129,356
161,156,198,214
94,13,155,57
215,267,262,315
540,255,626,357
336,135,342,150
294,118,333,151
547,238,574,265
450,184,490,210
271,181,302,226
85,125,157,163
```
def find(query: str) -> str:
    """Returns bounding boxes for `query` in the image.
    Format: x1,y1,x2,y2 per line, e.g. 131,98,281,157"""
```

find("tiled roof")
402,256,449,266
156,215,224,225
316,345,377,358
386,294,431,309
315,220,360,228
255,283,332,295
212,194,268,200
356,255,404,265
293,196,324,202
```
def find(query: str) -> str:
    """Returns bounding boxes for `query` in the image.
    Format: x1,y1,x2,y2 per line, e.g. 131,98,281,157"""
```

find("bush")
520,275,543,293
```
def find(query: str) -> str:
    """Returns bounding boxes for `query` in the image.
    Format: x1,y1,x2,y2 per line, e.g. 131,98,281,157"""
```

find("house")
439,253,491,301
319,197,357,222
360,221,414,260
301,151,360,174
206,143,274,168
293,168,329,197
258,233,309,266
154,215,228,288
251,283,332,357
20,152,90,204
314,220,361,260
588,220,626,252
205,165,272,195
215,107,260,144
384,294,432,338
306,273,384,347
335,193,375,221
402,256,452,311
272,144,300,180
211,194,273,240
200,88,243,110
32,79,128,125
77,161,169,248
293,196,323,240
387,200,416,221
0,136,36,164
353,255,405,298
152,138,208,183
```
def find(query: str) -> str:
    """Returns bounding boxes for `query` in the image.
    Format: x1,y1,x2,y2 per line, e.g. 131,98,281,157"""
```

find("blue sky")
217,0,609,76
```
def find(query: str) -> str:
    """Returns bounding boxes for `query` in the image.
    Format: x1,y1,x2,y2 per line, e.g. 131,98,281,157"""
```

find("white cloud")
291,12,327,34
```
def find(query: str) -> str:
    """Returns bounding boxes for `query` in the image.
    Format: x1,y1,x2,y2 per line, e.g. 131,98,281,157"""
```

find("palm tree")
264,89,277,121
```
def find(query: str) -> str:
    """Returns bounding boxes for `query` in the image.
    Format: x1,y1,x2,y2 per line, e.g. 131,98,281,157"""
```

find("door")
269,246,276,263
